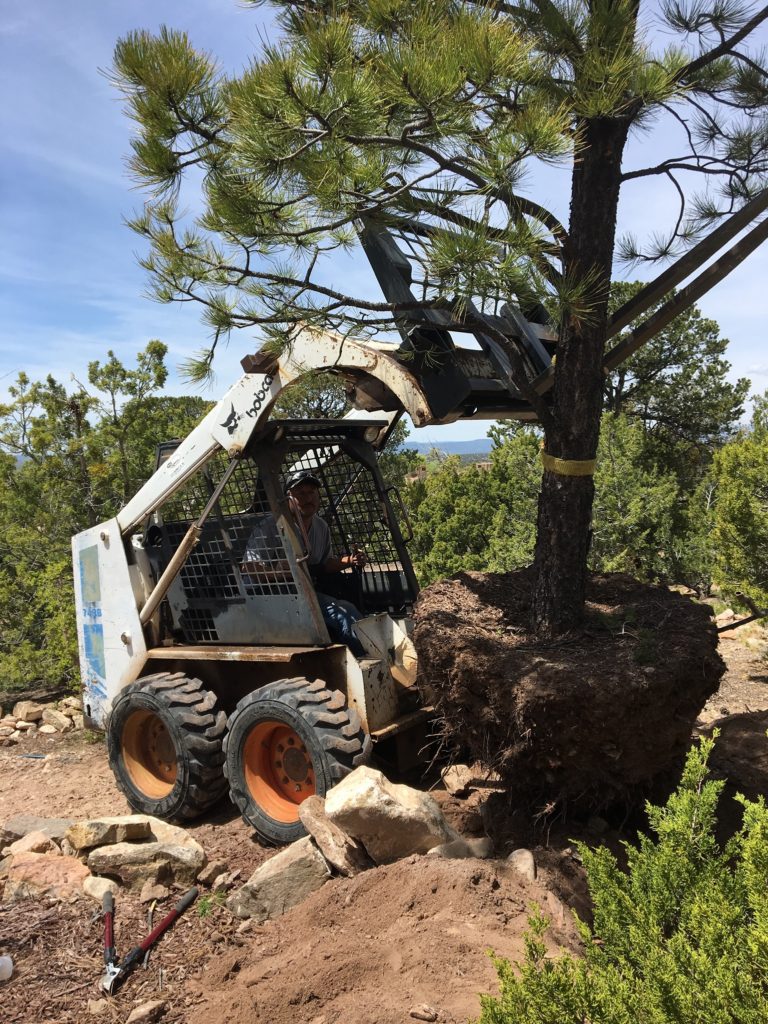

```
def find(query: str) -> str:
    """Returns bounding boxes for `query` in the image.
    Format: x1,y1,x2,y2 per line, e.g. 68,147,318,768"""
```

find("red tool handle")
120,887,198,973
103,891,116,965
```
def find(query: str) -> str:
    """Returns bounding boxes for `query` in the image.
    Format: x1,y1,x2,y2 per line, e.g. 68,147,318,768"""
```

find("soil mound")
186,856,582,1024
414,570,724,811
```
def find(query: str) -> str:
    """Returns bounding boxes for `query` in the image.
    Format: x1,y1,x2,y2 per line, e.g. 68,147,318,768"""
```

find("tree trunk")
532,116,631,637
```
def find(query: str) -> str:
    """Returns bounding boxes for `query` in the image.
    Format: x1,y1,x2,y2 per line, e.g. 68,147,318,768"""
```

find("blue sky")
1,1,766,444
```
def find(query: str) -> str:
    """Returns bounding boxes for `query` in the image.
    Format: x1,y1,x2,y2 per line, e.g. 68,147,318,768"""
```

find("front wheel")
224,677,368,845
107,672,227,821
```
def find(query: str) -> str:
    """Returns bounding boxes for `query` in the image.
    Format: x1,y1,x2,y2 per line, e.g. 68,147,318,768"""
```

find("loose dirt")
1,624,766,1024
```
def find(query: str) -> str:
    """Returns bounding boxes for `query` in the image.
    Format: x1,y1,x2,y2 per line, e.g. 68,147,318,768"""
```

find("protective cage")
146,420,418,646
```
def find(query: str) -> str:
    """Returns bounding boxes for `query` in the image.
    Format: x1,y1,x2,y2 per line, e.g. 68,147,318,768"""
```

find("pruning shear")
99,887,198,994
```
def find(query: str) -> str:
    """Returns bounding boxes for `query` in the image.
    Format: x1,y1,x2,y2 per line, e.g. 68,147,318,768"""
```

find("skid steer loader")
71,320,549,845
72,205,758,844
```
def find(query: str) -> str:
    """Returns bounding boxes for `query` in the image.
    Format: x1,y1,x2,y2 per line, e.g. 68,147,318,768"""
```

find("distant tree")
0,345,208,693
111,0,768,637
409,428,541,583
606,282,750,487
711,402,768,608
589,413,679,579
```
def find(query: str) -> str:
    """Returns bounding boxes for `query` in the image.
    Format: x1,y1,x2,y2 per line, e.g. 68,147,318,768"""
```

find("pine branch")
676,4,768,82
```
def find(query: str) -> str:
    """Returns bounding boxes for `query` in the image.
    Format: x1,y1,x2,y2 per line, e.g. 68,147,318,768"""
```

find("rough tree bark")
532,115,632,636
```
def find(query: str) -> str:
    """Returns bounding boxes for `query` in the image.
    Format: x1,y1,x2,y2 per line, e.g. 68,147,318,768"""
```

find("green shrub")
476,736,768,1024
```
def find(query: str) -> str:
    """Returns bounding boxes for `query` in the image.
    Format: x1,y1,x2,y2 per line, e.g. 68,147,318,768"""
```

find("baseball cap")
284,471,322,492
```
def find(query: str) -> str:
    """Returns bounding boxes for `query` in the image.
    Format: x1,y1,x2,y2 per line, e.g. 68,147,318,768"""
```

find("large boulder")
86,819,205,889
227,836,330,921
414,569,725,811
66,815,153,851
5,851,90,901
298,795,374,876
324,766,457,864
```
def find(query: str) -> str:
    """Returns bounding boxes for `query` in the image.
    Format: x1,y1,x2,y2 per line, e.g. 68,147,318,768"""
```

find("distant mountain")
406,438,494,456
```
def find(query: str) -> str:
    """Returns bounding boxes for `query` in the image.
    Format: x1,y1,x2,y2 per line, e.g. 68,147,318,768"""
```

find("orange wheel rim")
122,709,177,799
242,720,316,824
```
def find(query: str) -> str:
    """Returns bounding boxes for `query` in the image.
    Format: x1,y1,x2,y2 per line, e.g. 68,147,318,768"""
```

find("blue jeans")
316,593,366,658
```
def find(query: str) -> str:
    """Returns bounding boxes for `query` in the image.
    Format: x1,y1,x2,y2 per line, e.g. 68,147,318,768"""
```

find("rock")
60,837,77,857
39,724,58,735
41,708,73,732
12,701,44,723
126,1000,167,1024
715,608,735,623
227,836,330,922
0,815,75,846
61,695,83,711
86,821,205,890
66,815,154,851
5,851,90,901
441,763,475,795
507,848,536,883
212,870,240,893
545,890,568,928
197,859,230,886
0,727,14,738
140,881,170,903
87,998,109,1015
0,856,12,880
71,713,85,730
82,875,119,902
325,766,457,864
14,720,36,732
299,795,374,876
8,830,61,856
426,836,493,859
410,1005,438,1021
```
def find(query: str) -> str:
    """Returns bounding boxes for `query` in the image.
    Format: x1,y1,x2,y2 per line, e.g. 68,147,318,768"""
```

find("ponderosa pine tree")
111,0,768,636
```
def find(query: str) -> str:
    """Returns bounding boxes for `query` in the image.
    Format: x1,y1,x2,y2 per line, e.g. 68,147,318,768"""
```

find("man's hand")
344,546,367,569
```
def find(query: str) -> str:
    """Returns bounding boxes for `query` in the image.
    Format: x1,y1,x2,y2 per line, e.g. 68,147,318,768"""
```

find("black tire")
106,672,228,821
224,677,369,845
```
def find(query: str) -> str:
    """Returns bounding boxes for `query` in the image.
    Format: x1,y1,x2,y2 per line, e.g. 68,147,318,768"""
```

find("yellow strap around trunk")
540,449,596,477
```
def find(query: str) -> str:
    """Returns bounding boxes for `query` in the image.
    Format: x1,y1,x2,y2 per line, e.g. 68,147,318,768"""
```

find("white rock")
39,724,58,735
426,836,493,859
42,708,73,732
299,795,373,876
126,1000,166,1024
14,720,35,732
82,875,119,902
325,765,457,864
507,848,536,882
227,836,330,921
12,701,44,723
441,764,475,795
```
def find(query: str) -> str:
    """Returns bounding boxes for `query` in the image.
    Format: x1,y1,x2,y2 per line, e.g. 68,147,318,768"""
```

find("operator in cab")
242,471,367,657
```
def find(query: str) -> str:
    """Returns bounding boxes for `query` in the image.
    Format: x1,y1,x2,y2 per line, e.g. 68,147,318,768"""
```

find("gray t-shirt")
243,514,332,569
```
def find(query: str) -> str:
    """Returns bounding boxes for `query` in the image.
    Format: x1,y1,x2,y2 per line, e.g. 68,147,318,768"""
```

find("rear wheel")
224,677,368,845
107,672,227,821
